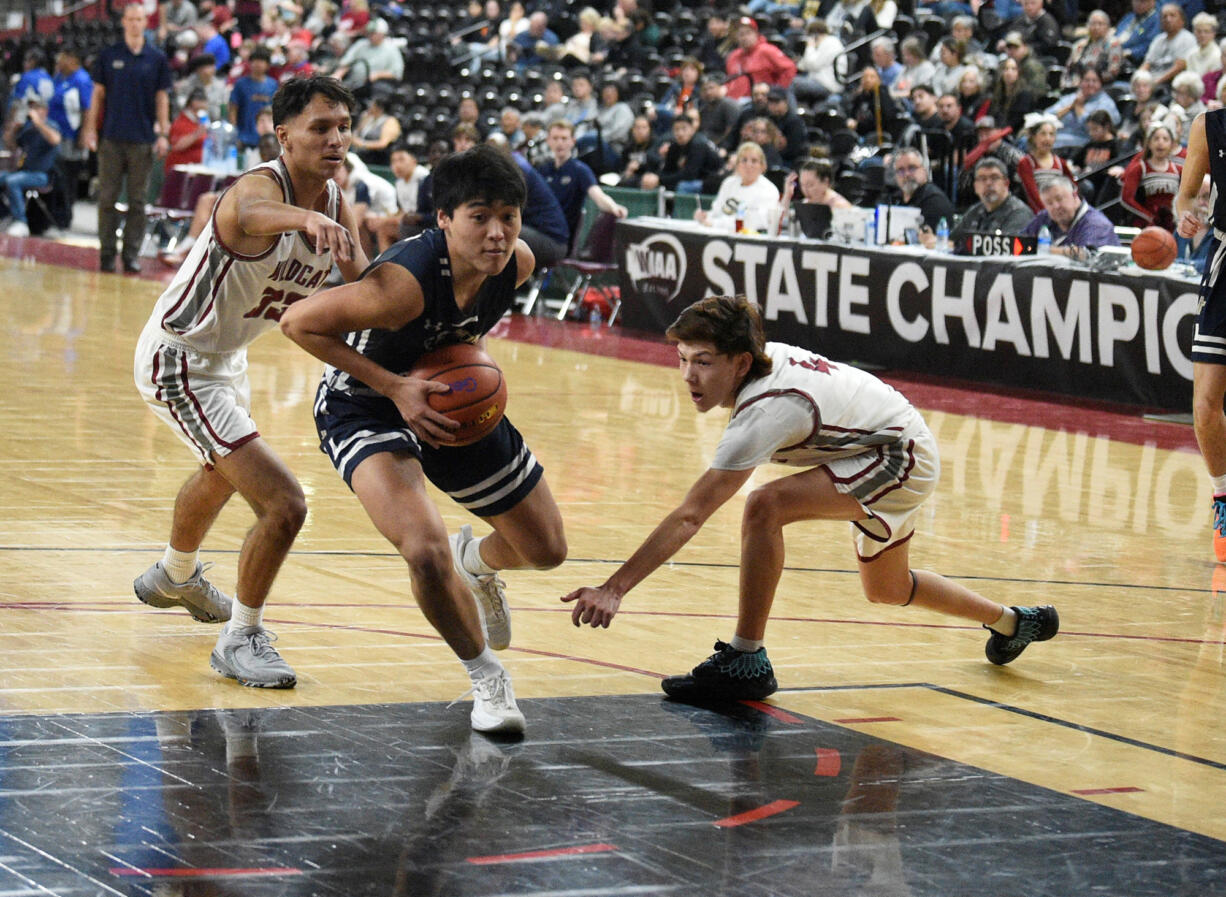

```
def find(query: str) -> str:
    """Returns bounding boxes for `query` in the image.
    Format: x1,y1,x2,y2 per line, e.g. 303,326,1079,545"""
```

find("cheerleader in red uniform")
1120,122,1183,230
1017,117,1078,212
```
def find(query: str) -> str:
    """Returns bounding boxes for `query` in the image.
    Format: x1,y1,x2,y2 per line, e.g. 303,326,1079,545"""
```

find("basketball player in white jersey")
132,76,367,688
562,295,1059,701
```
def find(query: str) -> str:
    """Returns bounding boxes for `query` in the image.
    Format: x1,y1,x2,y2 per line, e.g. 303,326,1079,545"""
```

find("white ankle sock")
462,535,496,576
161,545,198,584
1212,474,1226,497
729,635,763,653
227,602,263,633
988,606,1018,637
461,647,502,680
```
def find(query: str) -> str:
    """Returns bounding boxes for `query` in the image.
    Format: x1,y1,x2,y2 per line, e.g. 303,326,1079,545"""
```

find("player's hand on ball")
391,377,460,448
562,586,622,628
305,211,355,263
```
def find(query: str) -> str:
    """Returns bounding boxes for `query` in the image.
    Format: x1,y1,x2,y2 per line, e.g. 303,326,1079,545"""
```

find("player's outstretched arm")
562,466,753,628
216,173,357,263
1177,113,1208,238
280,264,459,446
334,192,369,281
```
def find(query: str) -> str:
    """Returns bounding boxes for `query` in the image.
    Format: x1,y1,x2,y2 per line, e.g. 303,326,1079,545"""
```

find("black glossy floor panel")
0,695,1221,896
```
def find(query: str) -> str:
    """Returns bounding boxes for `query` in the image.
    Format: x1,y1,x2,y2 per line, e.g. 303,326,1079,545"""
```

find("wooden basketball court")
0,242,1221,895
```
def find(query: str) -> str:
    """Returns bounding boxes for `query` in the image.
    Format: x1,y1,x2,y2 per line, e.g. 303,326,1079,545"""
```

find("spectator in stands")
765,87,809,167
892,36,934,102
726,82,773,152
1063,10,1124,89
365,143,430,252
278,40,315,83
844,67,898,146
194,9,232,71
825,0,868,37
453,95,488,139
351,95,401,166
1115,0,1162,67
164,87,208,171
1175,172,1212,273
1021,176,1121,255
1017,115,1078,211
792,20,846,106
646,113,724,194
597,15,650,72
724,16,797,101
333,17,403,91
82,1,173,274
937,92,977,152
538,119,628,244
229,46,276,151
499,107,526,148
540,79,569,125
871,37,903,90
1123,70,1167,144
696,8,735,74
1165,70,1207,143
957,67,991,122
558,7,604,66
891,146,955,229
957,115,1025,199
659,57,704,129
697,74,740,148
1001,0,1060,56
159,0,198,49
950,15,993,72
696,141,780,233
481,131,570,267
988,55,1036,136
519,112,550,165
948,157,1033,250
47,46,92,231
1048,66,1121,149
1186,12,1221,77
742,116,786,169
0,94,60,237
1120,121,1182,228
1070,109,1129,204
618,114,661,187
857,0,898,34
176,54,228,121
909,84,943,131
409,137,450,228
931,38,972,97
1201,38,1226,103
565,70,600,137
1139,4,1196,91
497,1,530,62
510,11,560,70
1001,32,1048,97
8,49,54,119
596,80,635,156
777,158,851,233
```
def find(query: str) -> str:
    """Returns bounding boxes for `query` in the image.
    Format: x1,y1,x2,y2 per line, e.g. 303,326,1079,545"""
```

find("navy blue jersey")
322,228,519,397
1208,108,1226,232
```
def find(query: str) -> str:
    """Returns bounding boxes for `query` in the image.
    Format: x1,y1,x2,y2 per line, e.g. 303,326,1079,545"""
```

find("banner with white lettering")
614,220,1197,411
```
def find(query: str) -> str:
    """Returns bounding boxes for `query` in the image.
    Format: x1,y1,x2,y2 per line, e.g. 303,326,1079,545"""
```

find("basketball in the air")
1130,226,1178,270
409,343,506,446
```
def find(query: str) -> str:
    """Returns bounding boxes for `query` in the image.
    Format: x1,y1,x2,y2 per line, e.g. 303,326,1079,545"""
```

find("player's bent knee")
741,488,783,529
400,537,452,585
522,532,567,570
862,581,911,606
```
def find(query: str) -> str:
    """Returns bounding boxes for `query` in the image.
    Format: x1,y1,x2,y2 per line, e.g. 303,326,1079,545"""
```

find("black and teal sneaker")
662,640,778,701
984,605,1059,665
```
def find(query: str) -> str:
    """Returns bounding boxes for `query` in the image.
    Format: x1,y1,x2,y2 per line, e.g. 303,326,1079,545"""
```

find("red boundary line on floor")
713,799,800,827
467,843,619,864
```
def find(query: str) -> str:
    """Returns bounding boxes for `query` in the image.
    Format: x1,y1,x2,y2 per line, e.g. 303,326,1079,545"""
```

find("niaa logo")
625,233,687,302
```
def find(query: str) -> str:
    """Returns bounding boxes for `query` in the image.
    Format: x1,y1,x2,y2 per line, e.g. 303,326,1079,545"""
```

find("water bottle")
199,110,213,168
588,304,602,329
1037,225,1052,255
226,144,239,173
936,217,950,252
864,216,875,246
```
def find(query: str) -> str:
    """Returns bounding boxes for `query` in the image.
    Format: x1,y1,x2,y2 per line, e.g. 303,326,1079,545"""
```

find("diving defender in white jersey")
132,76,368,688
563,296,1059,701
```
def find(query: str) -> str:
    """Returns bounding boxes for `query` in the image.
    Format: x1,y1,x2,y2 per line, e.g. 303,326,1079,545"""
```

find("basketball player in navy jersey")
133,76,367,688
562,296,1058,701
280,143,567,735
1177,110,1226,562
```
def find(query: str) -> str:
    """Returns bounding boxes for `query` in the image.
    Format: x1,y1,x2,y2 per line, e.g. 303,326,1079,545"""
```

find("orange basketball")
409,343,507,446
1130,226,1178,270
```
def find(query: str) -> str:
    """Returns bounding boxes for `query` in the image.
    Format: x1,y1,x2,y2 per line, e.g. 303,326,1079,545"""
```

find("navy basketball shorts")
314,386,543,517
1193,235,1226,365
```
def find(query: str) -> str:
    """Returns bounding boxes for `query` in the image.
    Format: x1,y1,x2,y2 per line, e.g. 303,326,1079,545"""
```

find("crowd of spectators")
1,0,1224,265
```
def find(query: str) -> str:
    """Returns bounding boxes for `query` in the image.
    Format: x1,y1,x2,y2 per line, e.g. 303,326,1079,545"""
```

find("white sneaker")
449,524,511,650
6,221,29,237
210,626,297,689
454,667,525,735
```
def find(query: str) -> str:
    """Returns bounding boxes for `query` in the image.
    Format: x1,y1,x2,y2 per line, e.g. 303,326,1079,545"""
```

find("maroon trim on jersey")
824,448,886,485
863,438,918,507
735,388,820,452
188,255,235,333
856,529,914,562
160,251,210,333
211,168,285,262
150,348,200,454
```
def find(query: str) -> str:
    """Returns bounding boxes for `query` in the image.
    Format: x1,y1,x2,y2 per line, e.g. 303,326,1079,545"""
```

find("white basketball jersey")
145,159,341,355
723,342,924,468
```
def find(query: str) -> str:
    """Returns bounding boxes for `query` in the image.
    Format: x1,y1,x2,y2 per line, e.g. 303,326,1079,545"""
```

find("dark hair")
190,52,216,70
973,156,1008,177
431,143,527,216
250,45,273,64
800,158,833,181
389,141,415,156
270,76,356,126
665,295,773,382
1086,108,1116,131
